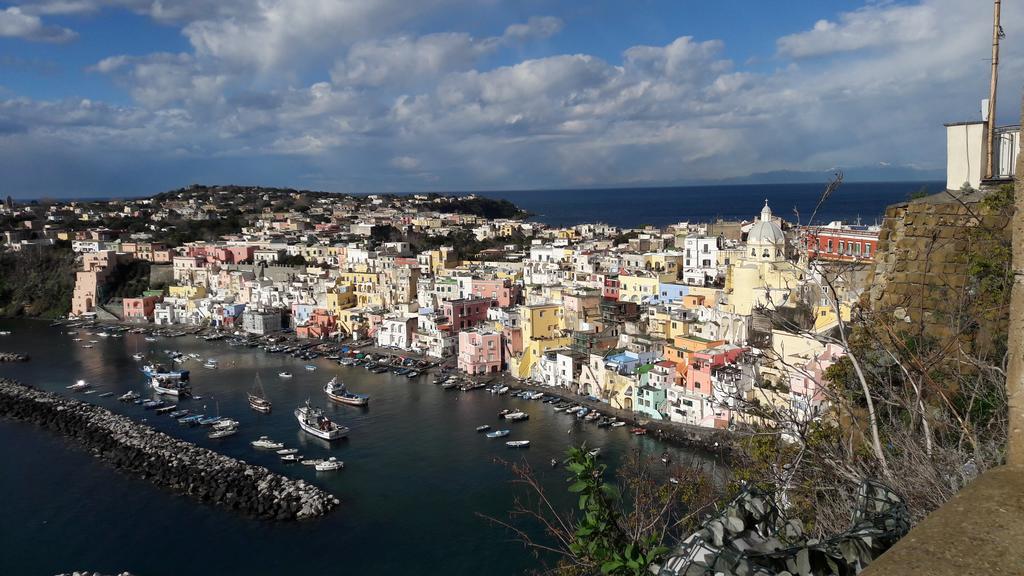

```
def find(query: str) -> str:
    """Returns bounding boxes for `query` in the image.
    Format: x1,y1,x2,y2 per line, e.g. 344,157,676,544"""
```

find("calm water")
0,319,716,575
475,181,942,228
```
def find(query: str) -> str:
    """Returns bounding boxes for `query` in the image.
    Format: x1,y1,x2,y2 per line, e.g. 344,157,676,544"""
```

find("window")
838,241,844,253
864,243,871,256
854,243,861,255
827,239,833,252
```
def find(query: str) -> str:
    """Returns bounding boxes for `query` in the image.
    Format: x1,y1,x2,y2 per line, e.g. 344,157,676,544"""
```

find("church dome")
747,200,785,246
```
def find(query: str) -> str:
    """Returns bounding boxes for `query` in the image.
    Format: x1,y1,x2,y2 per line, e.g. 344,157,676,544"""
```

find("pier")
0,378,338,521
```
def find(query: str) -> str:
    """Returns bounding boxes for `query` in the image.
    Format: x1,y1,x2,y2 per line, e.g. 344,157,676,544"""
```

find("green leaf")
600,560,623,574
568,481,588,493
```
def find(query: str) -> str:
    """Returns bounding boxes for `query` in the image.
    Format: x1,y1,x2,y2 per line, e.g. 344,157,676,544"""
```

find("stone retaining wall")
0,378,338,520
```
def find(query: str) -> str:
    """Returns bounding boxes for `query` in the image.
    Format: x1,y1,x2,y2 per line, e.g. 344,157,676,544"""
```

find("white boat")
486,429,511,438
587,448,602,457
279,372,293,379
212,419,239,430
144,337,157,342
81,344,93,348
118,391,140,402
276,448,298,455
295,400,350,441
610,421,627,427
505,411,529,421
203,362,218,369
476,425,491,432
281,454,302,462
251,436,285,449
304,365,317,371
67,380,90,391
324,377,369,407
0,331,11,336
496,386,509,394
132,353,145,361
301,459,323,466
208,427,237,439
315,457,344,471
506,440,530,448
529,392,545,400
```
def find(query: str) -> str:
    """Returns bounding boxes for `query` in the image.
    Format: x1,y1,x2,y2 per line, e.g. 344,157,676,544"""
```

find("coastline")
0,377,338,521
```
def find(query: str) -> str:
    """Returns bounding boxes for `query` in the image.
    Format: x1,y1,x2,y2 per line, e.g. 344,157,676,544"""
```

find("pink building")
458,330,503,374
213,246,255,264
684,344,748,397
469,278,521,308
443,297,492,330
602,275,620,300
123,295,162,322
789,343,845,405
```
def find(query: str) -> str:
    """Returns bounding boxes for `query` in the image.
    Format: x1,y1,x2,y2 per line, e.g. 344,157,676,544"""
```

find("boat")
168,409,189,418
276,448,298,455
248,373,273,413
98,392,114,398
631,428,647,436
476,425,491,432
486,429,511,438
179,414,204,425
279,372,293,379
498,409,511,417
405,370,420,378
585,411,601,422
197,416,221,426
280,454,302,462
338,357,355,366
611,421,627,427
0,330,11,336
132,353,145,361
315,457,344,471
203,362,218,369
81,344,93,349
251,436,285,449
505,411,529,422
144,337,157,342
661,452,671,465
587,448,602,457
67,380,90,391
529,392,545,400
496,386,509,395
208,427,237,439
212,418,239,430
324,377,370,407
155,404,178,414
506,440,530,448
295,400,350,441
142,399,164,410
304,365,317,371
301,459,323,466
143,363,191,397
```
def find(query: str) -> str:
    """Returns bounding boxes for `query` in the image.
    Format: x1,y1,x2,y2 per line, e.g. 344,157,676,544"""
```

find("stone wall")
867,187,1011,349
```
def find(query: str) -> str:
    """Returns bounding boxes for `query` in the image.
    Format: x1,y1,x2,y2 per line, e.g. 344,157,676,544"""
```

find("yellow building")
168,285,207,300
508,303,570,379
726,202,803,316
618,273,662,304
338,271,382,308
327,285,356,317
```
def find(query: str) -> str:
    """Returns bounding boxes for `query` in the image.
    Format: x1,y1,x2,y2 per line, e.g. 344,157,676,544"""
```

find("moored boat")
67,380,90,391
279,371,293,379
208,427,237,439
476,425,491,432
506,440,530,448
315,457,344,471
276,448,299,455
486,429,511,438
295,400,350,441
251,436,285,449
248,373,272,413
324,377,369,407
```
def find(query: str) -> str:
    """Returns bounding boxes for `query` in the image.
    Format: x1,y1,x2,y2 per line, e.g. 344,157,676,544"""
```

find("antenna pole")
985,0,1002,179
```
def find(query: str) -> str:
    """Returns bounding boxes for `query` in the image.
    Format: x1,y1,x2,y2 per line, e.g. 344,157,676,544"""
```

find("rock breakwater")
0,378,338,520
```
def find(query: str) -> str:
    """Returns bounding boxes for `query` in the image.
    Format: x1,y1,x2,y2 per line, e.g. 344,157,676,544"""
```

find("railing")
993,125,1020,179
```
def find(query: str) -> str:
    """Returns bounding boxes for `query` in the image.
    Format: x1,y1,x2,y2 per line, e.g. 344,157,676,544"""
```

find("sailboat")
248,373,272,413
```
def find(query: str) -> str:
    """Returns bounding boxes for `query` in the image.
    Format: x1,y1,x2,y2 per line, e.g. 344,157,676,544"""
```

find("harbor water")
0,318,719,575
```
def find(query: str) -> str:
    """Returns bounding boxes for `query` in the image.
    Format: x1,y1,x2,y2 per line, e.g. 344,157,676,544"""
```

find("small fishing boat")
168,409,189,418
506,440,530,448
315,457,344,471
132,353,145,361
155,404,178,414
251,436,285,449
279,372,293,379
142,399,164,410
505,411,529,422
587,448,602,458
529,392,545,400
304,365,317,371
611,421,627,427
405,370,420,378
248,373,272,413
98,392,114,398
496,386,509,395
295,400,350,441
301,459,323,466
631,428,647,436
212,418,239,430
197,416,221,426
475,425,491,432
280,453,302,462
208,427,237,439
203,362,218,369
324,377,370,407
179,414,204,425
276,448,298,455
144,337,157,342
486,429,511,438
67,380,90,391
81,344,94,349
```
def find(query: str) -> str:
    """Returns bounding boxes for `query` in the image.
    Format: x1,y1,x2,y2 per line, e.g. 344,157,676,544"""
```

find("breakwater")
0,378,337,520
0,351,29,362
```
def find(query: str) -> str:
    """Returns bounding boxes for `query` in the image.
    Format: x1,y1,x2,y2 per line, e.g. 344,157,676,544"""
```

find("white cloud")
777,2,937,58
0,6,76,42
503,16,563,41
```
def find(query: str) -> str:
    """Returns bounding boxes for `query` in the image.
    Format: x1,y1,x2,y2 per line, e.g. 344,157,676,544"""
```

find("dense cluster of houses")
4,187,882,431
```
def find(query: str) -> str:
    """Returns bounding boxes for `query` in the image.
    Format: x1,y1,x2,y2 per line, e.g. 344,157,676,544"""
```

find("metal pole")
986,0,1001,180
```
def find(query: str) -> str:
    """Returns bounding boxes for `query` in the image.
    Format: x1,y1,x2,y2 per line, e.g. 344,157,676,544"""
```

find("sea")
0,319,719,576
474,181,943,228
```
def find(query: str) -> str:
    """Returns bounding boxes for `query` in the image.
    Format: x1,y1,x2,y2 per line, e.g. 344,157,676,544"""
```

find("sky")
0,0,1021,198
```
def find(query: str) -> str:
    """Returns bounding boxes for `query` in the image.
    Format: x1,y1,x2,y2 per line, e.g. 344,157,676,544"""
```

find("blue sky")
0,0,1020,197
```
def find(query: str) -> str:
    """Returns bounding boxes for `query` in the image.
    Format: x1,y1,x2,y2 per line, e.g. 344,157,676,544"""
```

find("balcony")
993,124,1020,180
